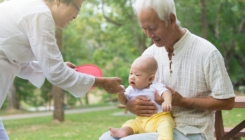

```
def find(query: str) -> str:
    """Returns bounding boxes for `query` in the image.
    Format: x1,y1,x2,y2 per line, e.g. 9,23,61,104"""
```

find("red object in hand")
75,64,102,77
75,64,102,90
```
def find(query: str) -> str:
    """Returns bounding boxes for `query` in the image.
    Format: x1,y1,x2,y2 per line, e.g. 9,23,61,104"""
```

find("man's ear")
149,75,155,83
169,13,176,25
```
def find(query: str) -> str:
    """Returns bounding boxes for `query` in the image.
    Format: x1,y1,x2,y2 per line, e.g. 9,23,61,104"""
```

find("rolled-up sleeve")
18,13,95,97
17,61,45,88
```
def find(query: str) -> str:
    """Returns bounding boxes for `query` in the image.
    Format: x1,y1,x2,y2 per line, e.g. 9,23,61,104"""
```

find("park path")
0,106,117,121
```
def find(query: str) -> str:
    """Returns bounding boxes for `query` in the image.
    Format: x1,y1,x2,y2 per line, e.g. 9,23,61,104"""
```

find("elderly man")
99,0,235,140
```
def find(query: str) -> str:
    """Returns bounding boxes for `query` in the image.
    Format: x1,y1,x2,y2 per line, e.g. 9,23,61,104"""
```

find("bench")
224,128,245,139
215,96,245,140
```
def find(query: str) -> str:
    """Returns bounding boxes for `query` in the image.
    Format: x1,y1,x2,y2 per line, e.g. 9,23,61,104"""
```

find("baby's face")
128,64,152,90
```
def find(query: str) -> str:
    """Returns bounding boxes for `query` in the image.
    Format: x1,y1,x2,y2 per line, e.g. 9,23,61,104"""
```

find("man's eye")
150,27,156,30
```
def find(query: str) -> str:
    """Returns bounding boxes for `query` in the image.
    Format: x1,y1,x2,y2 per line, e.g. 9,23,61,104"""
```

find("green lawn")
2,108,245,140
3,108,134,140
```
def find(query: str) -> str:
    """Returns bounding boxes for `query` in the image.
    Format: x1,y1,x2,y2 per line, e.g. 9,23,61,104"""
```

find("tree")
176,0,245,88
52,28,64,122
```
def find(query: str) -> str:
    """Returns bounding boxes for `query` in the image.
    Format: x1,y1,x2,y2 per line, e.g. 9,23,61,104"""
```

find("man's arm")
166,86,235,110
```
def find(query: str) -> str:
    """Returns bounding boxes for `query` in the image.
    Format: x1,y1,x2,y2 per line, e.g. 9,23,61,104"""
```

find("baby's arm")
117,85,127,105
117,92,127,105
161,90,172,112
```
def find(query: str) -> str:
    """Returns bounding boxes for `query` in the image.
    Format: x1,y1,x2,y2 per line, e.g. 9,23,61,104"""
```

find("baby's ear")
149,75,155,83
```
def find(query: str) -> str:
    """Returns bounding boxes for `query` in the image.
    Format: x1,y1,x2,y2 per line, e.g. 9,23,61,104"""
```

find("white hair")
133,0,180,26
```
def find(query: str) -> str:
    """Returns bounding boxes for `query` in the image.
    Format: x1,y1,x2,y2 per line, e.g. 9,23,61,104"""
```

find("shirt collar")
173,29,190,51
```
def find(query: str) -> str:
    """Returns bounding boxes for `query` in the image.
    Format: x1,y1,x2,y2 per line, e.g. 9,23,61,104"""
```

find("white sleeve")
205,50,235,99
155,83,168,96
18,12,95,97
17,61,45,88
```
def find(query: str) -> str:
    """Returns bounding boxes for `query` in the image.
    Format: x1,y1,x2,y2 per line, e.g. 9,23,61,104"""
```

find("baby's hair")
135,55,158,75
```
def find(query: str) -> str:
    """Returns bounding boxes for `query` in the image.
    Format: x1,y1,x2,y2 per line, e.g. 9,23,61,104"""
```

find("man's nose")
145,29,153,38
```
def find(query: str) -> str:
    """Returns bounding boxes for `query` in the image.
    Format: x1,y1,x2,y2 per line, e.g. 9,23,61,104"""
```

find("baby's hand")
162,101,172,112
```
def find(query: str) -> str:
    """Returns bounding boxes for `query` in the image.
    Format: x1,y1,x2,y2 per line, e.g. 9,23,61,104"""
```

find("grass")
3,108,134,140
1,107,245,140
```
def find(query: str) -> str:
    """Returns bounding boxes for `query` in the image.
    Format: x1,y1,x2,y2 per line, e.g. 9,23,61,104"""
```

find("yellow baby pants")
122,112,175,140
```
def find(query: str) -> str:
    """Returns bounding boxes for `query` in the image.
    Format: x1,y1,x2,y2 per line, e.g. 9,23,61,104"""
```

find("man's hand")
126,96,157,117
165,86,183,106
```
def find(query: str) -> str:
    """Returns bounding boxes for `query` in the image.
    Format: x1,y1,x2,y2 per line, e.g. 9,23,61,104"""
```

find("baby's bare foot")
109,127,129,138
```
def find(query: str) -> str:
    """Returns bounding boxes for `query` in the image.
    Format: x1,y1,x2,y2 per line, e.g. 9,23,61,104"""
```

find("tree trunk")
85,94,89,105
52,85,64,121
201,0,207,39
52,28,64,122
7,84,20,110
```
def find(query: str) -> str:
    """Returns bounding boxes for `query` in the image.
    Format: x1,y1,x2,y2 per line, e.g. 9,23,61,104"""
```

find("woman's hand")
126,96,157,117
94,77,125,94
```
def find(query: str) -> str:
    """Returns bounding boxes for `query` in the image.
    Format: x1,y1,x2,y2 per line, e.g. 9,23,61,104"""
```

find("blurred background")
1,0,245,115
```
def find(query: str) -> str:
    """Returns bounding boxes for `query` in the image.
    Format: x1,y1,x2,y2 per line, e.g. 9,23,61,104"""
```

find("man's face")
138,9,175,47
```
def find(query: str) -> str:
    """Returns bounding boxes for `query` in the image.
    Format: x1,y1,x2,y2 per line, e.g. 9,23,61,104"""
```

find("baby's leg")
109,126,134,138
157,116,175,140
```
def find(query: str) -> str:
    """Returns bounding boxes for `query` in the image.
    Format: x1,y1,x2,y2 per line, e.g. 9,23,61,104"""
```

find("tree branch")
201,0,207,39
234,53,245,72
214,2,222,39
238,18,245,33
101,0,122,27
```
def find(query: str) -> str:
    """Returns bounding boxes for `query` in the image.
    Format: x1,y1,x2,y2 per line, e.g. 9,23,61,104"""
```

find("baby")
109,55,175,140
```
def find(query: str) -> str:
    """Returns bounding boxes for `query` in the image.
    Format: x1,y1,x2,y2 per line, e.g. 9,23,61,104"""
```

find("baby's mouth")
130,81,135,86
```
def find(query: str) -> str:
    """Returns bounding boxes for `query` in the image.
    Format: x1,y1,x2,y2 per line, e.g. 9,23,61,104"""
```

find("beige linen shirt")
142,29,235,140
0,0,94,108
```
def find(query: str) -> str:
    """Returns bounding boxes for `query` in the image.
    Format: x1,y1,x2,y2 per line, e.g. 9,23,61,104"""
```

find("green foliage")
5,0,244,108
64,92,79,106
14,78,38,107
176,0,245,87
1,100,8,109
63,0,142,83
